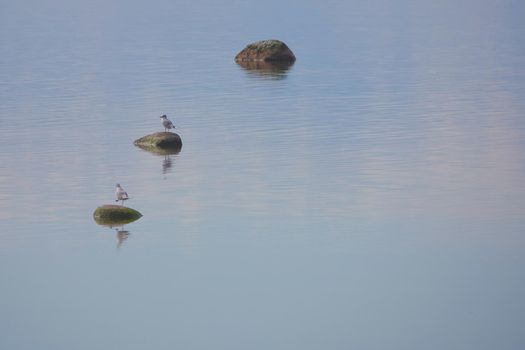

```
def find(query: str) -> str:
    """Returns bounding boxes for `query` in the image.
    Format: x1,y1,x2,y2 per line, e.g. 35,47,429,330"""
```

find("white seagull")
160,114,175,132
115,183,129,206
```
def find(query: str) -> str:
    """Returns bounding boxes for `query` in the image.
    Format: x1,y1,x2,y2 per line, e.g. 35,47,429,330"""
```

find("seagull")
160,114,175,132
115,183,129,206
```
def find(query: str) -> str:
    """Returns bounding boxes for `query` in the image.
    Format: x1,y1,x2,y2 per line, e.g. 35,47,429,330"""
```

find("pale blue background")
1,0,524,349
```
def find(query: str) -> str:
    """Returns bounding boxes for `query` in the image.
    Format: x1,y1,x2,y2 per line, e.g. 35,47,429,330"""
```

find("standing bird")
160,114,175,132
115,183,129,206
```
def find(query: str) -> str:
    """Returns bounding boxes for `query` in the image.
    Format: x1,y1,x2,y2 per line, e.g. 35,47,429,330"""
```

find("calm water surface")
1,0,525,349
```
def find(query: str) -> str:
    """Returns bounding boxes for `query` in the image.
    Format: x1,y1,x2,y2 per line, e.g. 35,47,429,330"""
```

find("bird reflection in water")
162,154,173,175
236,60,295,80
94,219,133,249
134,143,181,178
160,152,179,179
115,227,130,249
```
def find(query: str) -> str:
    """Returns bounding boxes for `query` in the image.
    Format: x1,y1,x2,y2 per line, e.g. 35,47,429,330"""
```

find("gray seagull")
160,114,175,132
115,183,129,206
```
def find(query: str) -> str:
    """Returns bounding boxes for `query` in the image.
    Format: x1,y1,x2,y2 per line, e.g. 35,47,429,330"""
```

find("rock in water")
235,40,296,62
134,132,182,150
93,205,142,226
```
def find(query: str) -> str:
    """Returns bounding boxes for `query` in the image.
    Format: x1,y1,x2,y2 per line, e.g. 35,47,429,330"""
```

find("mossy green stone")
134,132,182,150
93,205,142,226
235,40,296,62
246,40,287,52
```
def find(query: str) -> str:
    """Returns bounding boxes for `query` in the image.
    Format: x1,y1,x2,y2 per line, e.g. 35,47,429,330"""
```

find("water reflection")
134,142,182,156
94,219,132,249
115,227,130,249
135,143,181,177
236,60,294,79
162,155,174,175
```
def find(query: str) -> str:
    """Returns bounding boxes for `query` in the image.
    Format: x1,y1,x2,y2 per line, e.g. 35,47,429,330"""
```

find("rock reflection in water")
236,60,294,79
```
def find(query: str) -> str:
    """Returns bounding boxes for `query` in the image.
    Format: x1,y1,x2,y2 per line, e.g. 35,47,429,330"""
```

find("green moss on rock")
134,132,182,150
235,40,296,62
247,40,287,52
93,205,142,226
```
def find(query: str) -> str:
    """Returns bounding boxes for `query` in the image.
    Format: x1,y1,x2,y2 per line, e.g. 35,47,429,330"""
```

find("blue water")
1,0,525,349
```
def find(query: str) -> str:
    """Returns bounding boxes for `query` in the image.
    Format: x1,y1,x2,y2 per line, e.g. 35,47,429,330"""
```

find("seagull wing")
116,187,129,200
163,119,175,129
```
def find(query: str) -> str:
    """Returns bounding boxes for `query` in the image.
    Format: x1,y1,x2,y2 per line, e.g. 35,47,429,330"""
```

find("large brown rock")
134,132,182,150
235,40,296,62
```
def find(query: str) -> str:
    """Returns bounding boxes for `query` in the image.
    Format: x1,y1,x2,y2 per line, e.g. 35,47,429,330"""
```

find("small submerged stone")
93,205,142,226
134,132,183,150
235,40,296,62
